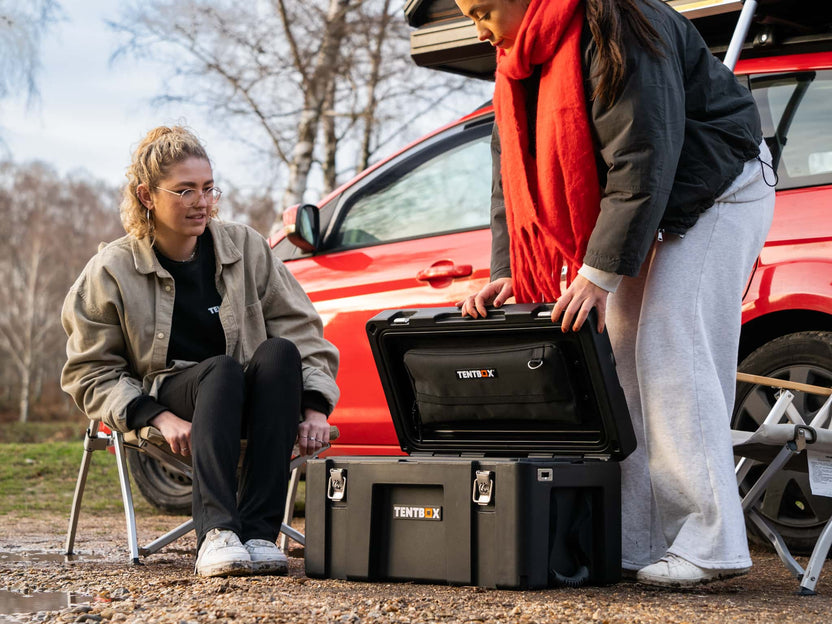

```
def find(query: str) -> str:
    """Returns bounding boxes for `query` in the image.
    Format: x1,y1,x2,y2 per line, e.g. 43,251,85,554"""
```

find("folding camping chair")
733,372,832,594
65,419,339,564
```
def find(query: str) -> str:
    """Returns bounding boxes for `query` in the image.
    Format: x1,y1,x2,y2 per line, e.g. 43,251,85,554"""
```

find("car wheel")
733,330,832,555
126,448,193,515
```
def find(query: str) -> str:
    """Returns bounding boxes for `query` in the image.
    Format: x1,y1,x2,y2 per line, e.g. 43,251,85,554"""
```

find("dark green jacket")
491,0,762,279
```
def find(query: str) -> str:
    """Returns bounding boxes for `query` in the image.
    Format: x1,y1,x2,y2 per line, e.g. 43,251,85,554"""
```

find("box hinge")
327,468,347,502
472,470,494,506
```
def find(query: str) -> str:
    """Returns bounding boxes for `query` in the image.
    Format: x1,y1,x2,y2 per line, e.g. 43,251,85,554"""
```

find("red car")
272,52,832,448
270,29,832,552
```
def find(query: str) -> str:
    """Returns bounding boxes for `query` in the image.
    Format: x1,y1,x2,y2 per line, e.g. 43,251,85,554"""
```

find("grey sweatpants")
608,146,775,570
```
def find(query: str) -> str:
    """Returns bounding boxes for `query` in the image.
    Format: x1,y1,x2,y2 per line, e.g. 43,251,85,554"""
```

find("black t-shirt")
155,229,226,366
125,231,225,429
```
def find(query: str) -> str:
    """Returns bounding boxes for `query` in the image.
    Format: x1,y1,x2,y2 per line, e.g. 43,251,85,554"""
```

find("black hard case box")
305,304,635,588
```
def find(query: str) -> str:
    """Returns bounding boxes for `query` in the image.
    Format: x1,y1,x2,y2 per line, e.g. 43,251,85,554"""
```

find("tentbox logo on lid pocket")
455,368,498,379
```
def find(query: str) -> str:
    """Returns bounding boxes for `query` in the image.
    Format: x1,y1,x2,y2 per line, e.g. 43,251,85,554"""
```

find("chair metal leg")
279,467,302,550
799,517,832,595
141,519,195,556
277,442,333,550
65,422,111,557
739,444,808,582
741,445,796,512
747,507,805,579
279,522,305,546
66,423,98,555
65,452,91,557
112,432,142,565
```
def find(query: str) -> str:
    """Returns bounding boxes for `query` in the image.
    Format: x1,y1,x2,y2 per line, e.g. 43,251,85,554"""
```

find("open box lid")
366,304,636,460
404,0,832,80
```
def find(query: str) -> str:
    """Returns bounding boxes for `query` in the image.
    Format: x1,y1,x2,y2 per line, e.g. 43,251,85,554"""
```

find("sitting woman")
61,126,339,578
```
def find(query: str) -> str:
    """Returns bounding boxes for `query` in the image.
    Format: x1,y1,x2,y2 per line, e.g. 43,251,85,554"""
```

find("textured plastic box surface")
305,456,621,588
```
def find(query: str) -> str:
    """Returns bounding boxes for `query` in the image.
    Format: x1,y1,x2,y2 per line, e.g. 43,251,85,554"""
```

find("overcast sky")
2,1,260,191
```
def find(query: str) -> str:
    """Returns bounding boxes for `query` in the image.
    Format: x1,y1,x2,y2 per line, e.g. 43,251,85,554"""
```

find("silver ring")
300,435,308,438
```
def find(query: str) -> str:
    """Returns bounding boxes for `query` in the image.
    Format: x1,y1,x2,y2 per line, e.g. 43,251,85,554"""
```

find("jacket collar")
130,219,242,275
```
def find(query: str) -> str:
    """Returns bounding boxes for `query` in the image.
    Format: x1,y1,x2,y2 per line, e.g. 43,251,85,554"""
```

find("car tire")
126,448,193,515
733,330,832,555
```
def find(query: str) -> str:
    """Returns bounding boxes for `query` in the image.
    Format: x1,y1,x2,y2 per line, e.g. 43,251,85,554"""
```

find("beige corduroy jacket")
61,219,339,433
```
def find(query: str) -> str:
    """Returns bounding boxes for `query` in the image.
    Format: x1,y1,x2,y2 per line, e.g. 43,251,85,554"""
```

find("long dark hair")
585,0,664,105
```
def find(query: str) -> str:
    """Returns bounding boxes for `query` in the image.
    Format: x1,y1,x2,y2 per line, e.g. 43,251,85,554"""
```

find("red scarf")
495,0,600,303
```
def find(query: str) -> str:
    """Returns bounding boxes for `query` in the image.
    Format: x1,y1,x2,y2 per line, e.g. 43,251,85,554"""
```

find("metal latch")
472,470,494,506
327,468,347,502
791,425,817,452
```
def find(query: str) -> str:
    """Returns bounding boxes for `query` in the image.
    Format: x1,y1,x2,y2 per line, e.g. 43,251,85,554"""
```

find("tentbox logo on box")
455,369,497,379
392,505,442,521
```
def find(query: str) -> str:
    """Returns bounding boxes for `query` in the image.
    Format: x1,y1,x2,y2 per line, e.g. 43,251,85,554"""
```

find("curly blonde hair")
120,126,213,239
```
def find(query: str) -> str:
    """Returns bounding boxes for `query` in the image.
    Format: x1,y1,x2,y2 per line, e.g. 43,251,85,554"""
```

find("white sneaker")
244,539,288,575
195,529,251,577
636,553,750,588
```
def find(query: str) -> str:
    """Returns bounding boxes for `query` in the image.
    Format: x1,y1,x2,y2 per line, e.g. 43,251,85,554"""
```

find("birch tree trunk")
357,0,393,172
322,77,338,194
0,162,121,423
280,0,350,211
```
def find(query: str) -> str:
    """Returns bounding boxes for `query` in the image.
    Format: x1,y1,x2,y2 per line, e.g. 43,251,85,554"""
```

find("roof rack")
666,0,742,20
405,0,832,79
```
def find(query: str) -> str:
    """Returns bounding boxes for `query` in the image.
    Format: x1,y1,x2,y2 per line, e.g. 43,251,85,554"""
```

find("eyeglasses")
156,186,223,208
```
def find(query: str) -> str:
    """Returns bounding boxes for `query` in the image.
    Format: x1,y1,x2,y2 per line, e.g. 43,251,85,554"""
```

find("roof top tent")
404,0,832,80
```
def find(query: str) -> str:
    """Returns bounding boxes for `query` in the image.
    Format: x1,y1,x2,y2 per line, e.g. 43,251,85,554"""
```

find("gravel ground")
1,512,831,624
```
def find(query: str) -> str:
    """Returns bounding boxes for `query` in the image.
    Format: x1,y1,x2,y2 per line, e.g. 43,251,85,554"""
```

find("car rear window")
750,70,832,190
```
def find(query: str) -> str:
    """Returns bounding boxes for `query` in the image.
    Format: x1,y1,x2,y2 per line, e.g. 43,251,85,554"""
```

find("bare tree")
353,0,394,171
0,162,120,422
221,184,279,237
277,0,351,211
109,0,491,232
342,0,486,172
0,1,61,105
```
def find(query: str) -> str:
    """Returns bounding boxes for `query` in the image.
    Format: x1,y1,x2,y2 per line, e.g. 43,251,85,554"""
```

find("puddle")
0,589,90,617
0,552,99,564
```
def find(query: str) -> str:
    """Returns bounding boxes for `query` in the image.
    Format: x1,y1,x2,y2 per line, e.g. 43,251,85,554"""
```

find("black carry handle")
548,489,592,588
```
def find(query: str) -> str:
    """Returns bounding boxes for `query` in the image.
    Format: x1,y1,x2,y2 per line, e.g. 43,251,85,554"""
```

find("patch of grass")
0,442,163,517
0,422,85,444
0,441,307,518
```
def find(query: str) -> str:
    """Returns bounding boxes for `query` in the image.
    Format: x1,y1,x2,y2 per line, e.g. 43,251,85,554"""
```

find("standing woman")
456,0,775,587
62,126,339,578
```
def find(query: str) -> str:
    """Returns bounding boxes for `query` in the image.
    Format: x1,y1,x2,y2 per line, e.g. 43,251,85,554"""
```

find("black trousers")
157,337,302,546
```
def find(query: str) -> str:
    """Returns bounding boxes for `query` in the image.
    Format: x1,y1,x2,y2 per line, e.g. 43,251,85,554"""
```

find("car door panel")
292,228,491,450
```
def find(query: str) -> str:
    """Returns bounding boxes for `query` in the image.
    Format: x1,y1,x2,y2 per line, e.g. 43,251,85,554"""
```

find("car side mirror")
284,203,320,252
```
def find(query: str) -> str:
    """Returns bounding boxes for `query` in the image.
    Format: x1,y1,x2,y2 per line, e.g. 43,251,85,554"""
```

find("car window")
331,130,492,249
749,70,832,190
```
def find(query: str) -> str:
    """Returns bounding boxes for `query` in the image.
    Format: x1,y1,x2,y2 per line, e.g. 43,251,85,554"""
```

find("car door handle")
416,260,473,283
